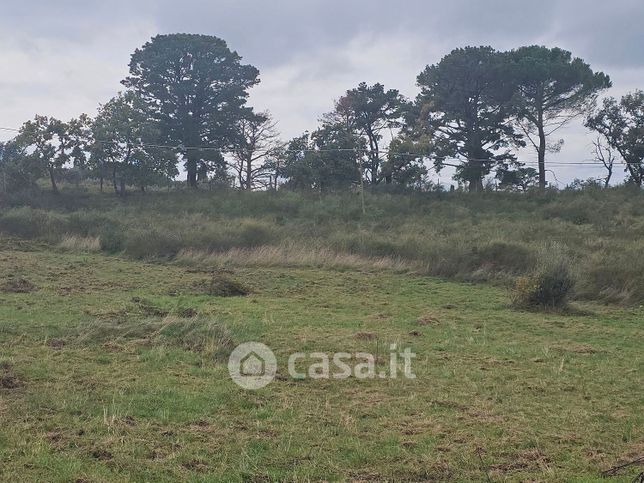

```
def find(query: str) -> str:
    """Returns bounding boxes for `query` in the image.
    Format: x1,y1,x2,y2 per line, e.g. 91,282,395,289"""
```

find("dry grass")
175,243,416,273
58,235,101,252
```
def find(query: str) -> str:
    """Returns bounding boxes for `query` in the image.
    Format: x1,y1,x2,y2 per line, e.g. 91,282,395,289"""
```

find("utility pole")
355,148,366,215
0,143,5,194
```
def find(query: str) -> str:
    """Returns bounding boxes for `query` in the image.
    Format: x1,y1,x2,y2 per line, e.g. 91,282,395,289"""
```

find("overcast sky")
2,0,643,185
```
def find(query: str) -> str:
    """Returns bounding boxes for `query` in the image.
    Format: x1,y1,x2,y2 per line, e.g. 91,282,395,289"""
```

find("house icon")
228,342,277,390
240,352,266,377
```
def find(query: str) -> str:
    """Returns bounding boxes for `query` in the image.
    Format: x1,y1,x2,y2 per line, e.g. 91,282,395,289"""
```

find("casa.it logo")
228,342,416,390
227,342,277,390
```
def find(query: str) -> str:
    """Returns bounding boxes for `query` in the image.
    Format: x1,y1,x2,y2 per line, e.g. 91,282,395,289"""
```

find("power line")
1,124,639,169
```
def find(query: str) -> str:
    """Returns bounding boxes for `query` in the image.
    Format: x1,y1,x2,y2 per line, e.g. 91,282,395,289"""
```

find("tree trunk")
112,167,119,195
245,156,253,190
537,107,547,190
469,178,484,192
537,126,547,190
48,166,59,194
466,145,484,192
186,154,198,188
604,166,612,188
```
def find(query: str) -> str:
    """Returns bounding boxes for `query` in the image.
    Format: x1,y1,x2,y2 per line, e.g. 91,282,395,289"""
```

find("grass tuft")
58,235,101,252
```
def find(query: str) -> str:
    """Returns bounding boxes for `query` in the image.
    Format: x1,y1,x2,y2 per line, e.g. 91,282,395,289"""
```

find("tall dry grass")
175,244,415,273
2,186,644,304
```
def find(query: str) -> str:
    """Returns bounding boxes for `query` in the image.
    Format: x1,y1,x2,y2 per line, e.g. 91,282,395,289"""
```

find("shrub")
207,273,250,297
0,207,62,240
512,254,575,309
123,227,183,259
98,225,125,253
577,245,644,305
473,241,534,274
238,220,276,247
59,235,101,252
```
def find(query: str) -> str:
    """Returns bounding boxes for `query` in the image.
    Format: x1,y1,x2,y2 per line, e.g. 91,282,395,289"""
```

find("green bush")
0,207,63,240
512,253,575,309
472,241,534,274
123,227,183,259
238,220,276,247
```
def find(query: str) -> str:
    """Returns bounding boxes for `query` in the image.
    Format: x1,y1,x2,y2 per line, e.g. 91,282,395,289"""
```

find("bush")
238,220,276,247
472,241,534,274
123,227,183,259
0,207,62,239
577,245,644,305
97,222,126,253
512,254,575,309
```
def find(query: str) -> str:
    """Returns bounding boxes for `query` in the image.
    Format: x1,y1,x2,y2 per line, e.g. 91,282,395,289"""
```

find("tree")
496,166,539,191
122,34,259,187
281,126,361,192
415,46,521,191
586,91,644,187
15,115,87,194
326,82,407,184
385,135,429,188
91,92,177,195
0,139,42,193
592,136,617,188
230,111,281,190
508,46,611,189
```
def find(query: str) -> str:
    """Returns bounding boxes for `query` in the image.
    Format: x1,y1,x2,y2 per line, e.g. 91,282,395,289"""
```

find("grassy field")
2,187,644,305
0,234,642,481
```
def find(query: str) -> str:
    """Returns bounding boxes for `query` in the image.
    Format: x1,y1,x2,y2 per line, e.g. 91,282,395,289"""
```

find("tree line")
1,34,643,195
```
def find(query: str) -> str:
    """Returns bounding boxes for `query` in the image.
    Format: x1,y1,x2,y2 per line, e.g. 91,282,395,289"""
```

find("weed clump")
1,276,36,293
59,235,100,252
76,316,235,361
207,272,250,297
511,252,575,309
0,362,23,389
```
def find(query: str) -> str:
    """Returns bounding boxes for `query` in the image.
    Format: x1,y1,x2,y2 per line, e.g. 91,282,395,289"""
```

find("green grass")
2,186,644,304
0,237,642,481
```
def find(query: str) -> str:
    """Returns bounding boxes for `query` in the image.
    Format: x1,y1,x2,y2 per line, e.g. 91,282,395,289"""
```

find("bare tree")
592,136,617,188
231,111,281,190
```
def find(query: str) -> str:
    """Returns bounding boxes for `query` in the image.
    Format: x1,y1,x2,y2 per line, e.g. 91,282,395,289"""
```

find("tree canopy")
325,82,407,184
508,45,611,188
91,92,178,194
587,91,644,186
415,46,521,191
122,34,259,187
1,35,639,196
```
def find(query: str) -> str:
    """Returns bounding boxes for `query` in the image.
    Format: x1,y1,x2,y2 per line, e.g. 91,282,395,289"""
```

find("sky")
2,0,643,186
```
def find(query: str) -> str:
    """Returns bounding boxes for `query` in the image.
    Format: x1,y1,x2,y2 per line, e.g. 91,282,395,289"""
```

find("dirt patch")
176,307,198,318
131,297,169,317
208,273,250,297
91,448,113,461
47,338,66,349
417,313,440,325
552,343,600,354
489,448,551,476
182,459,209,472
0,363,23,389
354,332,377,341
1,277,36,293
190,272,251,297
